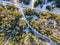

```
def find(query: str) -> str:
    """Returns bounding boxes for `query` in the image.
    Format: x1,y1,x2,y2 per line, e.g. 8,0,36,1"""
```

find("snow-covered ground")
0,0,60,45
34,0,60,14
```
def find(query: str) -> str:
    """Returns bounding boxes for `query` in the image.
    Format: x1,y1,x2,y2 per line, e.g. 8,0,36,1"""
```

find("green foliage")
46,5,52,11
38,0,42,4
34,0,42,8
0,4,27,44
24,8,35,15
56,0,60,8
34,1,39,8
24,8,60,43
19,0,30,5
23,0,30,5
47,0,53,2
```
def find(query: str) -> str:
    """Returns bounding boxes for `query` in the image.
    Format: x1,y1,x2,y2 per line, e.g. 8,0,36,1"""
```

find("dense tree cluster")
0,4,28,45
24,8,35,15
0,1,60,44
55,0,60,8
8,32,46,45
0,31,49,45
24,8,60,43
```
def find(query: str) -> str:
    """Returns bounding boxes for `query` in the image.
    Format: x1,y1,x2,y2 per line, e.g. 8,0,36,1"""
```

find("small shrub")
46,5,52,11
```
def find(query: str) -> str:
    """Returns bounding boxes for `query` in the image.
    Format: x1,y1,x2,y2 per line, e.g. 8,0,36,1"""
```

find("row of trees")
0,4,22,18
24,8,60,20
24,8,60,43
37,11,59,19
24,8,60,22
